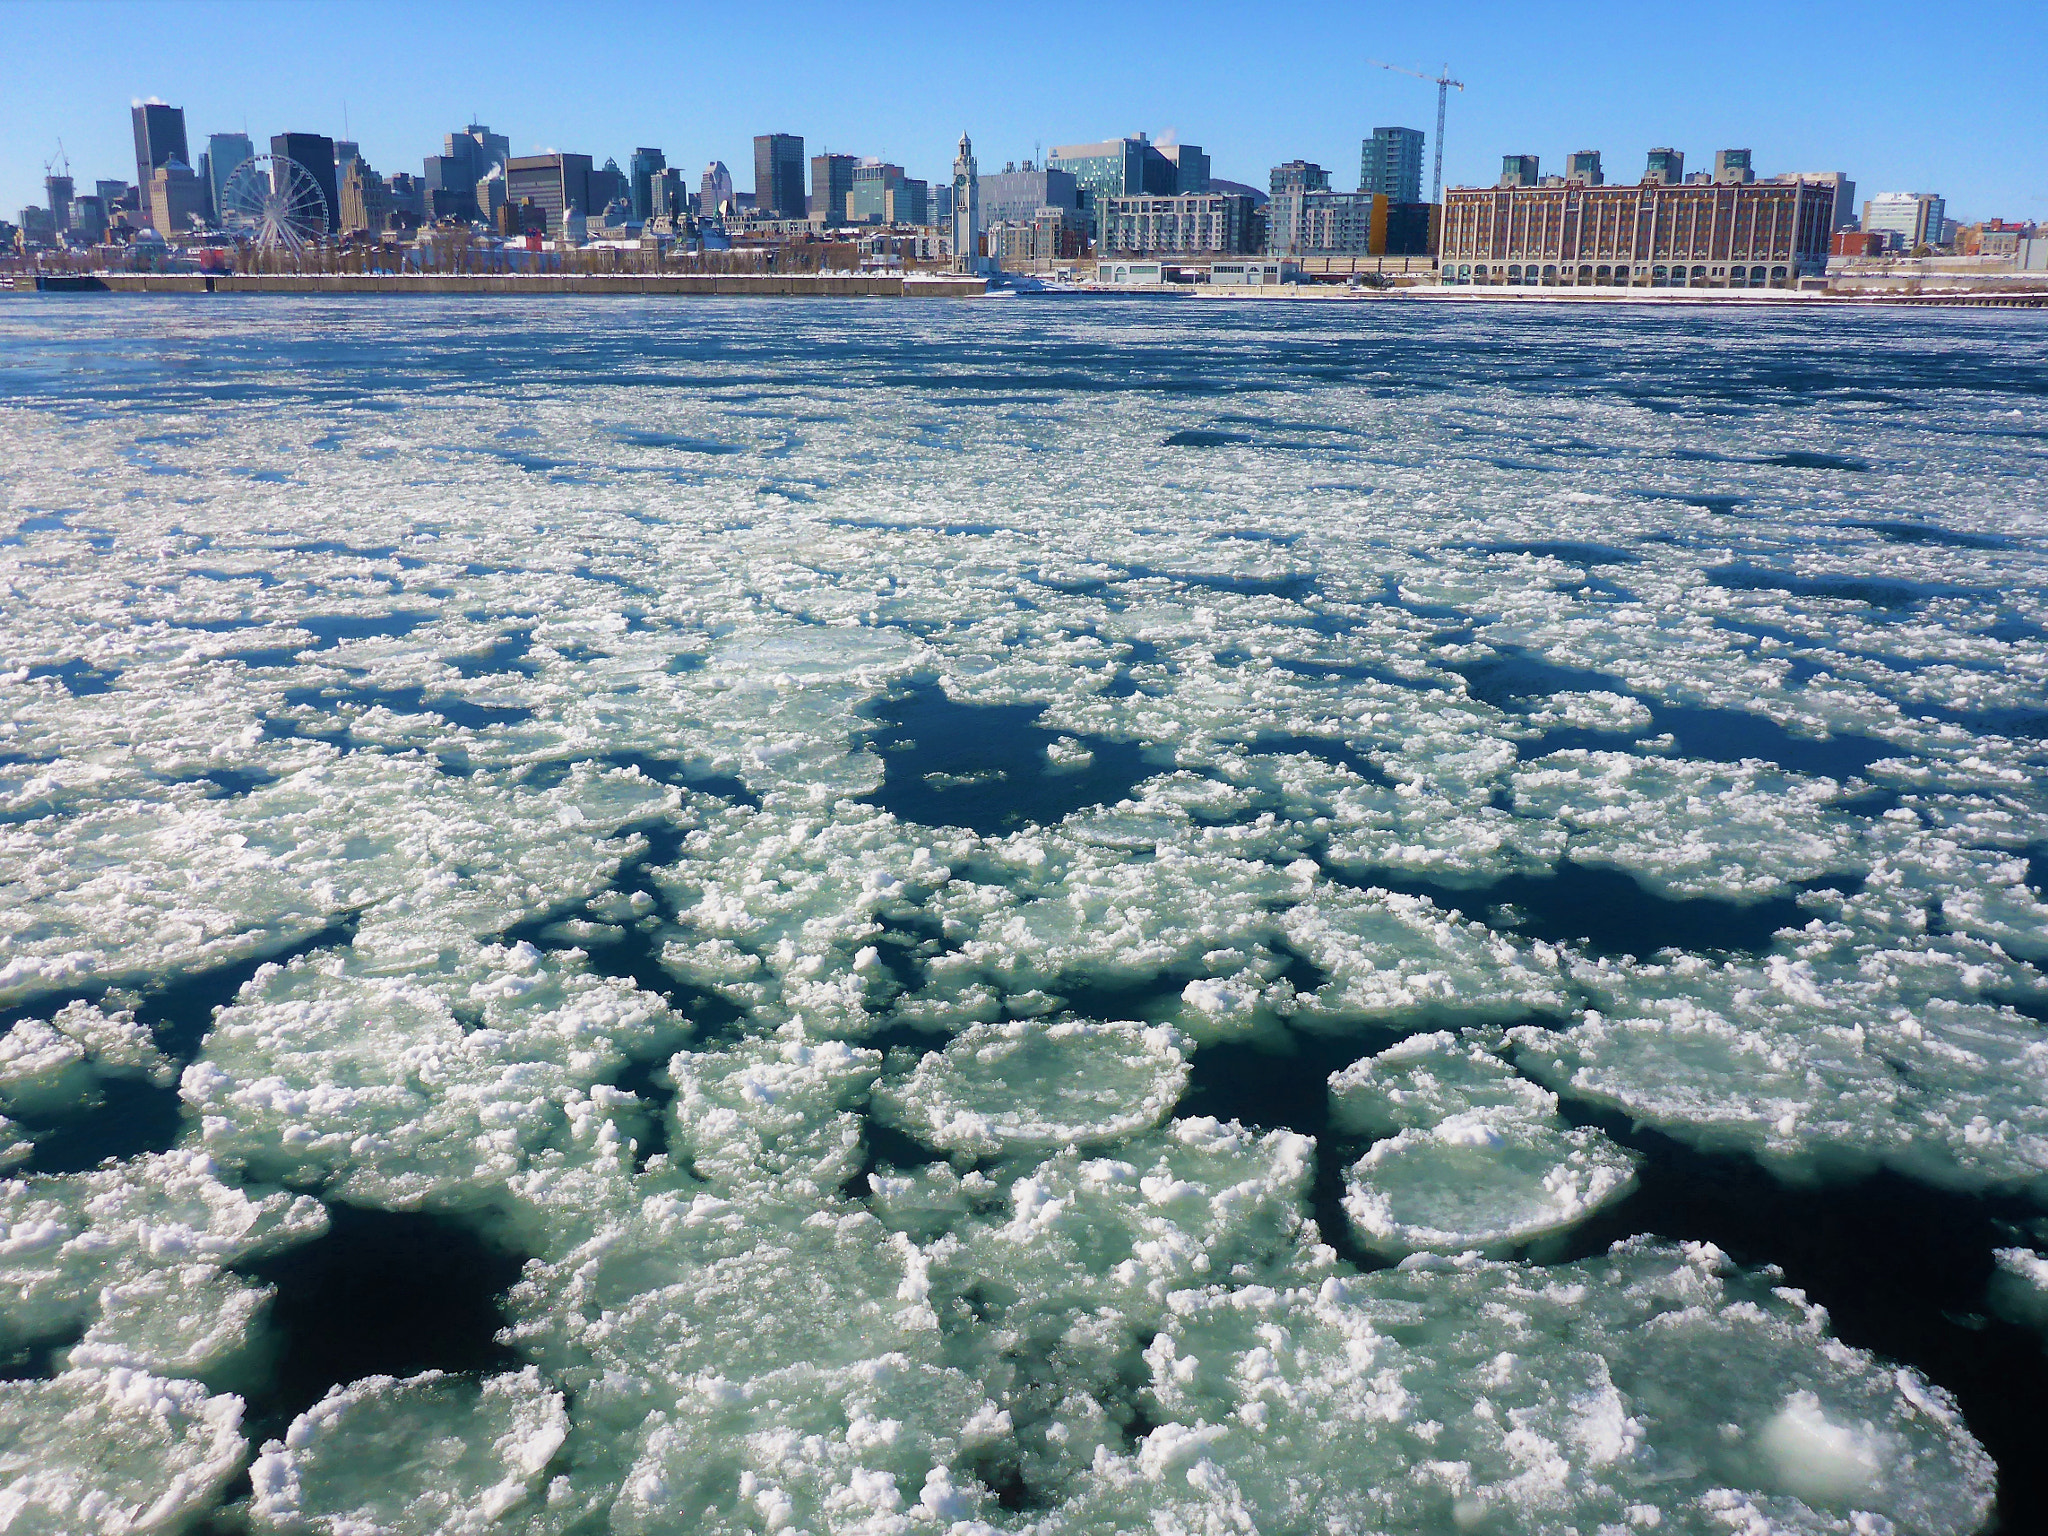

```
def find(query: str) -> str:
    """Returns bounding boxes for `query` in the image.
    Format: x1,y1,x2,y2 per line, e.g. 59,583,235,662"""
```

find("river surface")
1,296,2045,1534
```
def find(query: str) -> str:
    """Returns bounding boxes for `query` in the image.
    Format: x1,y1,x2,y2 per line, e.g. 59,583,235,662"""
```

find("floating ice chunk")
1283,887,1573,1029
608,1357,1007,1536
1524,690,1655,736
1058,1240,1991,1536
66,1265,273,1385
1328,1030,1556,1137
871,1019,1190,1157
1514,961,2048,1191
0,1367,245,1533
1341,1125,1638,1258
1988,1247,2048,1339
248,1367,566,1534
1511,752,1862,900
188,941,681,1206
0,1150,325,1356
0,1002,173,1121
1331,1033,1636,1256
666,1031,882,1204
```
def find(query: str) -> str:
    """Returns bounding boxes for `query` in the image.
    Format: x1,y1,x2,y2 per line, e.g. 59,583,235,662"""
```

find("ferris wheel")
219,155,329,252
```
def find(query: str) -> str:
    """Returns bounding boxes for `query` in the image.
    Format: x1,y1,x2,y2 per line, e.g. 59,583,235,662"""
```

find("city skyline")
1,0,2041,224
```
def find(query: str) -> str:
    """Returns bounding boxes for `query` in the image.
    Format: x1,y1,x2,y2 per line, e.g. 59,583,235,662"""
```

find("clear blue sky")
4,0,2043,223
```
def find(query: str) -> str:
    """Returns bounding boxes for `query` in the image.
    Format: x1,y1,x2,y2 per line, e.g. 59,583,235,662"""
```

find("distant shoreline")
7,272,2043,309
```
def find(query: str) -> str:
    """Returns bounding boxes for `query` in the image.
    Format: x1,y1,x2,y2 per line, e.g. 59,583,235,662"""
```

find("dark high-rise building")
629,148,665,222
272,132,340,233
754,135,806,219
810,154,856,223
70,194,108,242
45,174,73,236
462,125,510,176
588,159,630,216
131,101,189,201
505,153,593,235
1359,127,1424,203
422,156,476,221
1159,144,1210,195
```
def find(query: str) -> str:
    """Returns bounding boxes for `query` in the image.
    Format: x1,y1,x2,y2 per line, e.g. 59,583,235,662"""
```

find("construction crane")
1368,61,1463,205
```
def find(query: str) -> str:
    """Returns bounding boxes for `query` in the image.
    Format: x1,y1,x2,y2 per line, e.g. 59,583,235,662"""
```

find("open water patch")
1843,519,2016,550
280,683,534,732
1708,564,1987,611
1330,857,1804,959
860,682,1152,836
613,428,747,455
24,660,120,696
236,1204,527,1435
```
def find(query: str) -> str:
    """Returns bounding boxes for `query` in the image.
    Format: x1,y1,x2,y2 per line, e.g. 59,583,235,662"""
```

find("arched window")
1507,264,1523,281
1691,265,1707,280
1750,265,1767,283
1652,264,1669,285
1578,265,1594,282
1474,265,1488,281
1770,266,1788,284
1542,264,1558,283
1595,265,1611,282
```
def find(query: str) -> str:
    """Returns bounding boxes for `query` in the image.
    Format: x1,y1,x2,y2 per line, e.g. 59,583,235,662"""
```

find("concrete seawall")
17,273,987,299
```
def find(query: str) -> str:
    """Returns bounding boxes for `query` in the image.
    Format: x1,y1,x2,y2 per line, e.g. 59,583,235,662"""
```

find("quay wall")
14,273,986,299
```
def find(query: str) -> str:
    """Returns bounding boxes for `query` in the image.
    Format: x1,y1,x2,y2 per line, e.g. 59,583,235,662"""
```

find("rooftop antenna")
1368,59,1464,204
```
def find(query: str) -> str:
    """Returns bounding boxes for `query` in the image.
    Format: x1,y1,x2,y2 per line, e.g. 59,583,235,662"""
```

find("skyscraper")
1047,135,1176,238
131,101,189,201
1359,127,1424,203
810,154,856,224
206,133,254,223
588,159,631,216
951,133,980,268
629,148,665,222
648,167,688,222
463,125,509,177
272,132,340,234
700,161,734,217
44,173,73,235
1158,144,1210,195
753,135,806,219
505,153,593,235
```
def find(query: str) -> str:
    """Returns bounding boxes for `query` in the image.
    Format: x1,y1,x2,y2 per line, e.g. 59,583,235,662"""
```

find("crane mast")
1368,61,1464,205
